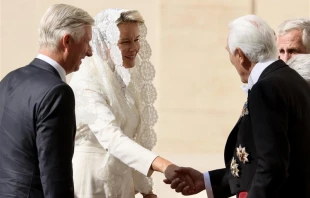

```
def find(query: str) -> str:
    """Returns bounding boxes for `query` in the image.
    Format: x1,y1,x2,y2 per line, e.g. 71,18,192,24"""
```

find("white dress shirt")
36,54,67,82
204,59,277,198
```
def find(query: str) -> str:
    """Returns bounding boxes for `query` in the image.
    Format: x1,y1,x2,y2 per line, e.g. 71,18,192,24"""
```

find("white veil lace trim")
75,8,157,196
91,8,157,149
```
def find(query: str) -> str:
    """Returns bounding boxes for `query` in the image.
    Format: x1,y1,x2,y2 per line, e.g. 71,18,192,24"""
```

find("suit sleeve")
209,168,233,198
36,84,75,198
248,81,289,198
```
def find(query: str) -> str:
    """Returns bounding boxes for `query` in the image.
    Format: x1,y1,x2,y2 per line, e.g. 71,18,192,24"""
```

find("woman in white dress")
69,9,186,198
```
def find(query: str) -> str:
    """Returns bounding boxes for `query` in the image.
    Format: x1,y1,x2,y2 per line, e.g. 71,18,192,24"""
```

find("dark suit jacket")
209,60,310,198
0,58,76,198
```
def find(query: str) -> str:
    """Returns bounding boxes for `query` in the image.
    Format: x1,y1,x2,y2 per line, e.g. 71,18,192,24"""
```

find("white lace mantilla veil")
70,8,157,195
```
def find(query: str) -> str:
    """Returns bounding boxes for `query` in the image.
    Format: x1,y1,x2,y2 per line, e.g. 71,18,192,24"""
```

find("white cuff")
203,172,214,198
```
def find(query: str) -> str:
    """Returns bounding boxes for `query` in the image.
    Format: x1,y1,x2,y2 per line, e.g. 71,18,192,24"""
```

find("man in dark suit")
164,15,310,198
0,4,93,198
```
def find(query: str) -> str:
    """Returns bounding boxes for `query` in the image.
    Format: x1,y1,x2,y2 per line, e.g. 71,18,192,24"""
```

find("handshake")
162,164,206,195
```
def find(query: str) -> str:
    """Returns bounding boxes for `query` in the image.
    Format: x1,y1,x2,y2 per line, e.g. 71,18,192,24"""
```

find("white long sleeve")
204,172,214,198
89,113,158,176
72,79,158,176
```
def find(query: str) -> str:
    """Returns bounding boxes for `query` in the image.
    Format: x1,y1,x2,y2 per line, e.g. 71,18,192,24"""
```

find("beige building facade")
1,0,310,197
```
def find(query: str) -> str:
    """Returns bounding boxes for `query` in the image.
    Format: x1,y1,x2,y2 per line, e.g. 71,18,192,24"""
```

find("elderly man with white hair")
277,18,310,62
287,54,310,85
165,15,310,198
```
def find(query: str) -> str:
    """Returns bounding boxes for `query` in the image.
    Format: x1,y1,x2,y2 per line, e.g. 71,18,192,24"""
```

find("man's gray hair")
228,15,278,63
278,18,310,53
287,54,310,85
39,4,94,52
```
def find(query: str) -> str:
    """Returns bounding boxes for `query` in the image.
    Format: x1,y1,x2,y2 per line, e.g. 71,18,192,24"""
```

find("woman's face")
117,22,140,68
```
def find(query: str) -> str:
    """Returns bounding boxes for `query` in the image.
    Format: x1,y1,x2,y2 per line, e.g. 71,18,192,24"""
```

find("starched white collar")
241,59,278,94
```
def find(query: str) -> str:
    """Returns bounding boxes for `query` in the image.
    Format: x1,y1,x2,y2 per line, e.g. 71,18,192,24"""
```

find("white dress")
70,9,158,198
70,61,157,198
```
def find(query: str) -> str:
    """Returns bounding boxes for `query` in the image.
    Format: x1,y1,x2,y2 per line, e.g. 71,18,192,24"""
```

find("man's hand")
164,167,205,195
142,194,157,198
164,164,195,193
141,191,158,198
151,156,195,193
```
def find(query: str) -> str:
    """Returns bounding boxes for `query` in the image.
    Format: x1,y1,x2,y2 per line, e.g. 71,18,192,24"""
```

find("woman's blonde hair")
116,10,144,25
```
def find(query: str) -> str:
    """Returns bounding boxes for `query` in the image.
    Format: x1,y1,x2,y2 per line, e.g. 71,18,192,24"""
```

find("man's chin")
241,77,248,84
74,65,81,72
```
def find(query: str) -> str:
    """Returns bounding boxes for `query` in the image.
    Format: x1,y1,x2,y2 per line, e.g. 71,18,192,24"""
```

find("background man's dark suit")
0,58,76,198
209,60,310,198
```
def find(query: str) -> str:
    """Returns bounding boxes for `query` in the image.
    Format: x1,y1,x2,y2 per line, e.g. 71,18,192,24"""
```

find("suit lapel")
29,58,61,80
224,117,242,164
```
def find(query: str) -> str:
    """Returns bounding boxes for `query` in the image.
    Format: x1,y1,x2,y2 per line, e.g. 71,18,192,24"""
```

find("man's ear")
62,34,71,48
236,48,251,69
235,48,244,63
